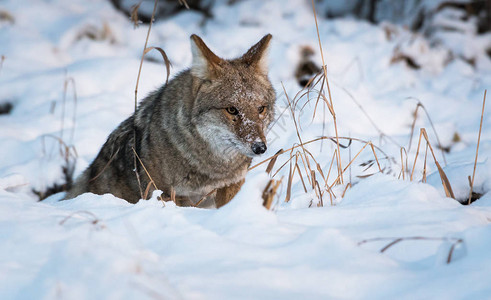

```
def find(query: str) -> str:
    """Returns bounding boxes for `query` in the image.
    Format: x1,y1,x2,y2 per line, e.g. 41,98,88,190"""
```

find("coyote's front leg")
215,179,245,208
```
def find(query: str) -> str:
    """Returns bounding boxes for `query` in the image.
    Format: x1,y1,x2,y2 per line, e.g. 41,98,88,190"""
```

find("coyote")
66,34,276,208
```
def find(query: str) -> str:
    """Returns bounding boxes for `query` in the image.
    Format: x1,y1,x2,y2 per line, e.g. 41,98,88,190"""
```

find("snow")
1,0,491,299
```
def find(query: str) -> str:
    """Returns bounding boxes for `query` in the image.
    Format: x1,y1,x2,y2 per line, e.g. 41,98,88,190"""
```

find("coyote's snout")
66,34,276,208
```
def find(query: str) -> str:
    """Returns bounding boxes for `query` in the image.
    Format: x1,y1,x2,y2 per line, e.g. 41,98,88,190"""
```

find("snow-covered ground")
1,0,491,299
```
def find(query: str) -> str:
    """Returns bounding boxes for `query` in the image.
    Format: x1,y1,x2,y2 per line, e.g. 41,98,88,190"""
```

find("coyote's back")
66,34,276,207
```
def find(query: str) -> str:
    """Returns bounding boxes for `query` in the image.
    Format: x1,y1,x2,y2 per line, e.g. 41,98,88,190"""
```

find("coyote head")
190,34,276,158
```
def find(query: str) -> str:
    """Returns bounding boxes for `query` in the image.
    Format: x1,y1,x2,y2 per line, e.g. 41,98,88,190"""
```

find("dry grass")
468,90,486,204
311,0,343,184
34,75,79,200
249,11,488,208
132,0,172,200
59,210,105,230
358,236,464,264
262,178,282,210
410,128,455,198
132,147,165,204
407,100,447,165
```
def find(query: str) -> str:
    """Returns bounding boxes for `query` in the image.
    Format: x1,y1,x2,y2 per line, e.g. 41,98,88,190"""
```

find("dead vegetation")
253,2,487,211
358,236,464,264
132,0,172,204
34,76,78,200
75,22,116,44
467,90,486,205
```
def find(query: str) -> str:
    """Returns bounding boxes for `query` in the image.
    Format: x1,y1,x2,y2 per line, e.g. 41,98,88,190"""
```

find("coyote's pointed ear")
241,34,272,75
190,34,223,80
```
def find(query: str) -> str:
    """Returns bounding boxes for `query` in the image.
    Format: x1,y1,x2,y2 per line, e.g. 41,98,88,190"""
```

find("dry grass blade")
131,147,165,204
407,100,447,165
422,143,429,183
328,142,369,190
316,162,326,183
144,46,172,84
369,143,383,173
271,155,294,178
328,141,385,190
315,180,323,206
143,181,152,200
88,148,119,182
410,129,423,181
358,236,464,264
311,0,343,184
447,239,464,264
407,103,421,153
325,149,337,184
311,170,316,190
421,129,455,199
342,142,370,173
262,178,282,210
400,148,405,180
59,210,104,229
133,0,160,200
296,159,308,193
380,238,403,253
134,0,159,111
285,157,294,203
297,150,313,185
266,149,283,175
468,90,486,205
194,188,216,208
341,183,351,198
130,1,142,28
170,187,176,203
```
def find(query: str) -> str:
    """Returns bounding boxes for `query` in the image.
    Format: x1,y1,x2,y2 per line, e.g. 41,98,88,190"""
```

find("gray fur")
66,34,276,207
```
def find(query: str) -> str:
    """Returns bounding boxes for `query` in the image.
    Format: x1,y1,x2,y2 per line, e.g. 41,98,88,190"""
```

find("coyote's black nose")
252,142,267,155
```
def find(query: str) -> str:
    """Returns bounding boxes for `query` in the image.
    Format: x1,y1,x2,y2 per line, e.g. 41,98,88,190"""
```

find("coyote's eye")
258,106,267,114
226,107,239,115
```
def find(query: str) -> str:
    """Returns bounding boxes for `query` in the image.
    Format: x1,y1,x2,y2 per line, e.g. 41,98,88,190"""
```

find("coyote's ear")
241,34,272,75
190,34,223,80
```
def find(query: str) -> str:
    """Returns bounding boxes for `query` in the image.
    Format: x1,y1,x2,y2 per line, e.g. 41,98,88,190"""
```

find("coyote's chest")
176,162,248,197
